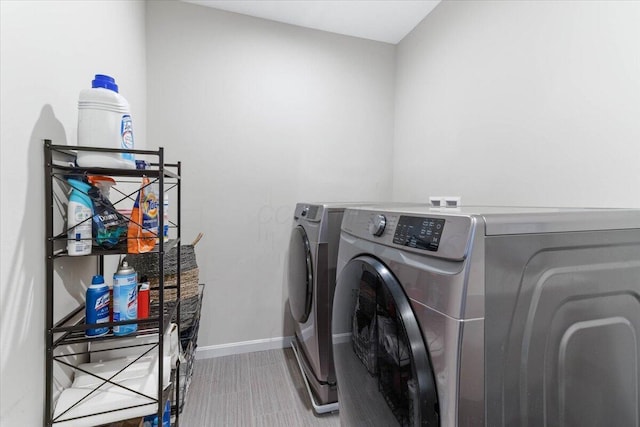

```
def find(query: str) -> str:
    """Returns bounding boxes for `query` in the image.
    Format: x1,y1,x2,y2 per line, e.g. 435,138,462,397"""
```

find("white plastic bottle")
67,179,93,256
76,74,136,169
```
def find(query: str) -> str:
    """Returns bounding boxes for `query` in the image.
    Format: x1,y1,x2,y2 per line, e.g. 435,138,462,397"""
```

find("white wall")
393,0,640,207
146,1,395,349
0,1,146,424
3,1,638,423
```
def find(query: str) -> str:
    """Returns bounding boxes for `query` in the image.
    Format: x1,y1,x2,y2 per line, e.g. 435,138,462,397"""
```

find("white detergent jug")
77,74,136,169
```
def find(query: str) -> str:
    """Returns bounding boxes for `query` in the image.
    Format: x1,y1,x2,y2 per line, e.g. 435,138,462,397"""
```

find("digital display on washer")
393,216,445,251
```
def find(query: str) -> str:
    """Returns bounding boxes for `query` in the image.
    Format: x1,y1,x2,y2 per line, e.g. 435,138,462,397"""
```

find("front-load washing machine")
288,202,367,413
332,205,640,426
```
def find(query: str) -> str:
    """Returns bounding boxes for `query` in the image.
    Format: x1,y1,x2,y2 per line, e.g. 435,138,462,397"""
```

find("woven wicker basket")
125,241,198,278
150,287,203,330
125,236,202,303
149,268,200,302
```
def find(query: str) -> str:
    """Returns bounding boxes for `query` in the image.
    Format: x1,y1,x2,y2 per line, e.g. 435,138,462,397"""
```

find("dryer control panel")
341,208,474,261
294,204,321,222
392,216,445,252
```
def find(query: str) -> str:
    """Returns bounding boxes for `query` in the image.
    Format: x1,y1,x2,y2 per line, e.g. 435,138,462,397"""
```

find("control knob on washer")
369,214,387,237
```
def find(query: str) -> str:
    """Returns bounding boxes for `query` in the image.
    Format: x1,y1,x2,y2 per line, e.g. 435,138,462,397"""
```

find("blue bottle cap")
92,74,118,93
91,275,105,285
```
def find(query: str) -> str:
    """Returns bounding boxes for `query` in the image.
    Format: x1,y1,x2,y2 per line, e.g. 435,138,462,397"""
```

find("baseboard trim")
196,336,294,359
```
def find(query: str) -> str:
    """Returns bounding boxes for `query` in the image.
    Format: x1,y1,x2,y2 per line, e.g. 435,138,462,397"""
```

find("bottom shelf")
52,354,172,427
52,326,181,427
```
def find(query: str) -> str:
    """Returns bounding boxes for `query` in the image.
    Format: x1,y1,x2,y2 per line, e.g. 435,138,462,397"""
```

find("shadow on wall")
0,105,91,418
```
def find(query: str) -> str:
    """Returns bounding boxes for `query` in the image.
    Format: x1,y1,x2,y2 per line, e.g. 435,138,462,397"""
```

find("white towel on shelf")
53,323,180,427
53,354,171,427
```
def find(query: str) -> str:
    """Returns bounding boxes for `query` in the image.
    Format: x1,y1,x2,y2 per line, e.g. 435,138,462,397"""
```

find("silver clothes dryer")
288,202,367,413
332,205,640,426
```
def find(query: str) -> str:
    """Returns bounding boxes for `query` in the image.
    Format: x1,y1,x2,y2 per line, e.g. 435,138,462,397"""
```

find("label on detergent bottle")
72,204,92,224
113,270,138,336
121,114,135,162
69,203,92,254
86,288,110,337
143,190,159,236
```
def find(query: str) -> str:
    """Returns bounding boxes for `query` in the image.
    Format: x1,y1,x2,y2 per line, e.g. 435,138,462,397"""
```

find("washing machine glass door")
288,225,313,323
332,255,440,426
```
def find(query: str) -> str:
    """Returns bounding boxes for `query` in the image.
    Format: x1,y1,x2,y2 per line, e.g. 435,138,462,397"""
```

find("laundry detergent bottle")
67,179,93,256
76,74,136,169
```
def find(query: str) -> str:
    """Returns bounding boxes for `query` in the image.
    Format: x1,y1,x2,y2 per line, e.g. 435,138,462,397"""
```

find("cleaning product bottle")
142,399,171,427
76,74,136,169
113,260,138,336
88,175,116,199
67,179,93,256
87,175,128,249
86,275,110,337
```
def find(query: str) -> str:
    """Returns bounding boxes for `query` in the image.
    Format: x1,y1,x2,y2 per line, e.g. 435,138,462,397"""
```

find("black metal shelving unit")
44,140,182,427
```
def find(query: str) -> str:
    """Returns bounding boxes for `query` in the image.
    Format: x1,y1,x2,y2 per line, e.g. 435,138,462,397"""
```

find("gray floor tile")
247,348,288,368
251,363,297,415
180,348,340,427
254,410,305,427
210,353,251,393
181,388,254,426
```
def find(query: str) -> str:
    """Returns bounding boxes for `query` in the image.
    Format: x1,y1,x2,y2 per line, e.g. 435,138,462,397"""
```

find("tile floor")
178,348,340,426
